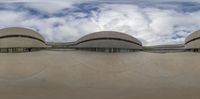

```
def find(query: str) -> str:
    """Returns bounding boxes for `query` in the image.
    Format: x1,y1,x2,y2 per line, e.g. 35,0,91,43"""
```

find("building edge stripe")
71,37,142,47
185,37,200,44
0,35,46,44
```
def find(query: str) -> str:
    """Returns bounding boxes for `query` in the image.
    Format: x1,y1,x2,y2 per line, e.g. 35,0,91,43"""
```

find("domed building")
185,30,200,52
71,31,142,52
0,27,48,53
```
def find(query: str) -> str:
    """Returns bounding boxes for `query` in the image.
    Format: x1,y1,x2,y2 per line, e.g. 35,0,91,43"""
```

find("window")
0,48,42,53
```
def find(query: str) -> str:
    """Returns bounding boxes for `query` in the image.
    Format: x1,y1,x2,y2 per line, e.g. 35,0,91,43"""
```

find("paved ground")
0,50,200,99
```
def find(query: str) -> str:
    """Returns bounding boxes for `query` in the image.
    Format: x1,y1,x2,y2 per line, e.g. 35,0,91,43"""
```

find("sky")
0,0,200,46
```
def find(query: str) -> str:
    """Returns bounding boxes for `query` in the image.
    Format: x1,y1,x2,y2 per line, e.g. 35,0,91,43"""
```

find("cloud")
0,0,95,14
0,10,27,27
86,4,200,45
23,1,82,14
94,0,200,3
0,1,200,46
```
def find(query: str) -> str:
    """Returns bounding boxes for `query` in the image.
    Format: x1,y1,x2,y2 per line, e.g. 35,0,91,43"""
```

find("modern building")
70,31,142,52
0,27,200,99
185,30,200,52
145,44,185,53
47,42,75,49
0,27,48,53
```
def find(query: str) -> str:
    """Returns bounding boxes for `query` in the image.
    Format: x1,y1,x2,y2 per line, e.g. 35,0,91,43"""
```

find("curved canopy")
0,27,45,41
72,31,142,49
77,31,142,46
0,27,47,48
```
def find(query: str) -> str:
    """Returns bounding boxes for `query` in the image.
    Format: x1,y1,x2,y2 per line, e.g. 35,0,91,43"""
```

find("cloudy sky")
0,0,200,45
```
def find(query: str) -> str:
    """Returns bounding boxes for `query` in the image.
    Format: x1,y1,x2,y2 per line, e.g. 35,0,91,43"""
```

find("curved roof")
185,30,200,44
76,31,142,46
0,27,45,42
0,27,48,48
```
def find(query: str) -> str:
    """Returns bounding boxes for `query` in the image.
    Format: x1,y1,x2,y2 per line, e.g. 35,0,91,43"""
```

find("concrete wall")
0,27,45,41
0,37,47,48
73,31,142,50
77,31,142,45
185,39,200,49
74,39,142,49
185,30,200,49
0,27,47,48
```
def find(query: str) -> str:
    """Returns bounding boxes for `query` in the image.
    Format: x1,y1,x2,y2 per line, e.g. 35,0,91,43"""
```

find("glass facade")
0,48,42,53
75,48,140,53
